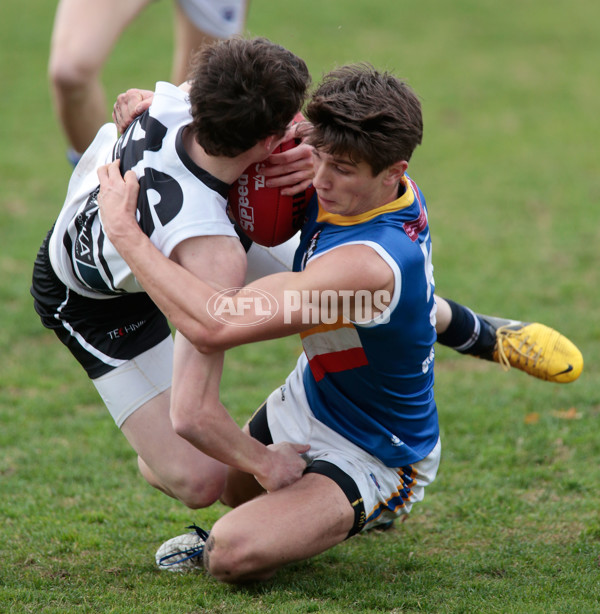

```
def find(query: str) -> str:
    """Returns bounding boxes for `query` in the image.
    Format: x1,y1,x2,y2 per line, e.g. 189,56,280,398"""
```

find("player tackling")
96,62,555,583
34,34,582,582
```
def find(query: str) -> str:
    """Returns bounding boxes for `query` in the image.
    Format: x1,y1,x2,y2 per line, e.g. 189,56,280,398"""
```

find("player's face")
311,149,400,216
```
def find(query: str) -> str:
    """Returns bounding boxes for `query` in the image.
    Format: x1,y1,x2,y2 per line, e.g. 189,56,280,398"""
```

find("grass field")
1,0,599,612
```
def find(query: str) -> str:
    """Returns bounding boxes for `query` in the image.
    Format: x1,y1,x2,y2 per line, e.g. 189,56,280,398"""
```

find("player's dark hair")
188,37,310,157
305,64,423,176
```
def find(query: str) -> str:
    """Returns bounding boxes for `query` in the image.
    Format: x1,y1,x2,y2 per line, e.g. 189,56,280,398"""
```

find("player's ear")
382,160,408,186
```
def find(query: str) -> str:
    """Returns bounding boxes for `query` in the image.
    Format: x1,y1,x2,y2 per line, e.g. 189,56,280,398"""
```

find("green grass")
2,0,599,611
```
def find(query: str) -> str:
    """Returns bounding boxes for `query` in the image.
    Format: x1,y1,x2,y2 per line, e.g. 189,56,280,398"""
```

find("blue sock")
67,148,82,168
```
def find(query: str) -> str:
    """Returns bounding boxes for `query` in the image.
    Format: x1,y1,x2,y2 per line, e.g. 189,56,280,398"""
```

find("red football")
228,117,314,247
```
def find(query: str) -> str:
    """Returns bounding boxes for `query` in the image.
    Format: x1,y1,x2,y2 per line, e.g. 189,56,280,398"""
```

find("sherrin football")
228,121,314,247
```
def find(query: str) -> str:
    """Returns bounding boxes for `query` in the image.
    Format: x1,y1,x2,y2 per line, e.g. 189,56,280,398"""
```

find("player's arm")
199,244,394,348
98,160,393,348
167,234,309,492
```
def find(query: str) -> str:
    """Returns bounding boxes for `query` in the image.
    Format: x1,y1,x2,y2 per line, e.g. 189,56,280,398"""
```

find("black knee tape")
305,460,366,538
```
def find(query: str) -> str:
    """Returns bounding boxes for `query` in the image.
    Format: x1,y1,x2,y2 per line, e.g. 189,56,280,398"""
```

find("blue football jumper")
293,176,439,467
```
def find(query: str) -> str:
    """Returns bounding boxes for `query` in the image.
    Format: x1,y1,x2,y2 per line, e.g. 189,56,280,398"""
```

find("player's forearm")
204,428,309,494
172,398,269,473
172,398,307,492
171,336,308,491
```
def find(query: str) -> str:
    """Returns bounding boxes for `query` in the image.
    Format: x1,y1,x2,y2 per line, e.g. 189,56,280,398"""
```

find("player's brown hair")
306,64,423,176
188,37,310,157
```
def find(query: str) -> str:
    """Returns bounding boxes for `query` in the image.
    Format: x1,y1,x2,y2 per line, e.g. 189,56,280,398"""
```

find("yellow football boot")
478,315,583,383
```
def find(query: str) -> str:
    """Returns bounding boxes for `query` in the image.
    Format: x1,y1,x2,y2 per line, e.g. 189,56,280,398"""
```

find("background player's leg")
171,2,218,84
48,0,153,156
171,0,251,84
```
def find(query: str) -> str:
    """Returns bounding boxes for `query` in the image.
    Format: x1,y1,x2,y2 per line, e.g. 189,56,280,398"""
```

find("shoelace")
157,524,209,568
495,326,542,371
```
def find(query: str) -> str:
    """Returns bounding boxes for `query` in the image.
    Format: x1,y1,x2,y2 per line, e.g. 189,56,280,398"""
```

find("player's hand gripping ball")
228,118,314,247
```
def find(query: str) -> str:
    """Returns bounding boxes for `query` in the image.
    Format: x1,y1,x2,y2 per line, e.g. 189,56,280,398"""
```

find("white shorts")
262,354,441,533
176,0,247,38
93,335,174,427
